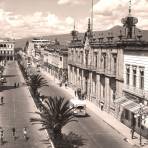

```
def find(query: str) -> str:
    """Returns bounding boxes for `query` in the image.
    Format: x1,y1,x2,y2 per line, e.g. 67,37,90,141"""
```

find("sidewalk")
0,62,54,148
17,62,55,148
42,69,148,148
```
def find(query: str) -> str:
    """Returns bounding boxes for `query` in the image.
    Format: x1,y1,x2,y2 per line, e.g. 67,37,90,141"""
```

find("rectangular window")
138,116,140,127
95,53,97,68
112,54,117,74
60,57,62,61
133,68,137,87
104,56,106,70
103,85,105,98
139,69,144,90
102,53,106,70
125,109,129,120
126,67,130,85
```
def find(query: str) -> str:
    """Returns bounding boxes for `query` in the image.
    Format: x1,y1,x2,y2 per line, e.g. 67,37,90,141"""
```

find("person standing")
14,82,16,88
23,127,27,140
12,128,16,139
75,90,77,97
0,128,4,144
130,127,135,139
1,97,4,104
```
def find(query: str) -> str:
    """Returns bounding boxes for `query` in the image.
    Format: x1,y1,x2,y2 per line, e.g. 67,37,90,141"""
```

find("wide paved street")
0,61,138,148
40,71,138,148
0,61,51,148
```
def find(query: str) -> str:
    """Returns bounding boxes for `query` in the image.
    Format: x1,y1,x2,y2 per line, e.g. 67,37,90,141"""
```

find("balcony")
123,85,148,99
105,69,116,77
68,60,116,77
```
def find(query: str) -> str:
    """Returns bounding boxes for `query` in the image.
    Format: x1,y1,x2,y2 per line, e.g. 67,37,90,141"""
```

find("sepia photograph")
0,0,148,147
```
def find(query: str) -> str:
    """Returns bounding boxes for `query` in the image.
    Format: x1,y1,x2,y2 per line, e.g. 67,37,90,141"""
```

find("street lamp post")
134,103,146,146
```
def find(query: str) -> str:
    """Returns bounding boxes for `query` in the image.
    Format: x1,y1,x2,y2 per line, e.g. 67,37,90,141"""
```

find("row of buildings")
24,38,68,82
23,5,148,137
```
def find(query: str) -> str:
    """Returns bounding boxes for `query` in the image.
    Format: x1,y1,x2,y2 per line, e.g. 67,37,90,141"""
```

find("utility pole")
91,0,94,32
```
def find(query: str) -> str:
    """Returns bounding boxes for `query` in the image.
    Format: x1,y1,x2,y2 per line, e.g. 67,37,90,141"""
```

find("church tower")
121,0,138,39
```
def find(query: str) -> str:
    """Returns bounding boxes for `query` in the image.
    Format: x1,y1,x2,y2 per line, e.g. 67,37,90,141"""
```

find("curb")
41,70,143,148
17,62,55,148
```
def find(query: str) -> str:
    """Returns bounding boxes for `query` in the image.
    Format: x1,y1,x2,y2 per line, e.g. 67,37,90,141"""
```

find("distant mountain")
15,25,148,49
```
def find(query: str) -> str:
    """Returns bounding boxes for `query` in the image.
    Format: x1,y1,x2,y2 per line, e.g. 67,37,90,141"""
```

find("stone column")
137,67,140,89
105,77,110,112
72,66,75,85
96,74,101,106
88,72,92,101
116,48,124,98
68,65,71,84
130,65,133,87
82,70,85,92
77,68,79,87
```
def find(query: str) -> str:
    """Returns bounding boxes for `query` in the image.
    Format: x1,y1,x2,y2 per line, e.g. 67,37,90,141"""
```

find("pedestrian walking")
65,82,67,88
130,127,135,139
1,97,4,104
75,90,77,96
100,102,104,111
17,83,19,87
14,82,16,88
23,127,28,140
12,128,16,139
0,128,4,144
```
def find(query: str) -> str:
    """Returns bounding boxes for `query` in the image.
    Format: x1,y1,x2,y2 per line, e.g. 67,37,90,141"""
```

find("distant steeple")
87,18,91,32
129,0,131,15
71,20,78,40
91,0,94,31
74,20,76,31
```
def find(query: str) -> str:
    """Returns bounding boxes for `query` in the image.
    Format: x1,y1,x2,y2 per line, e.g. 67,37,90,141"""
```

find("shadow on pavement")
75,113,90,118
0,85,16,91
1,140,8,145
61,132,86,148
3,74,16,78
40,138,51,144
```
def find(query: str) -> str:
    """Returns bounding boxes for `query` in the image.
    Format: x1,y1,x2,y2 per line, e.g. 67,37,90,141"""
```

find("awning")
123,101,140,113
121,99,148,114
121,100,133,107
119,99,143,113
114,97,127,104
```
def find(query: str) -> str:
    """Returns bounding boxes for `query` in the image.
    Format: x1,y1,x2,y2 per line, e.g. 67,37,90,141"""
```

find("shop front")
115,97,148,138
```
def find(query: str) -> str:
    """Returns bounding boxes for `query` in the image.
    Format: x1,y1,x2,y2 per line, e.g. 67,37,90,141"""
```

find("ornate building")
0,39,15,64
68,18,124,115
115,3,148,136
43,40,68,83
68,1,148,137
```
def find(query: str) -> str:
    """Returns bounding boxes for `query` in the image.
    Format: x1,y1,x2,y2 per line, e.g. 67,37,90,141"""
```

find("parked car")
69,98,87,116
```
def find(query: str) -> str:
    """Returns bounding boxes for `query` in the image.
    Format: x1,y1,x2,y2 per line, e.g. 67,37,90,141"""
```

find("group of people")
74,89,87,100
0,127,28,144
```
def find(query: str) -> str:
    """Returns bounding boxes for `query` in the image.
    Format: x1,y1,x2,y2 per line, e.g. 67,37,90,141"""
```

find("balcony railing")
123,85,148,99
68,60,116,77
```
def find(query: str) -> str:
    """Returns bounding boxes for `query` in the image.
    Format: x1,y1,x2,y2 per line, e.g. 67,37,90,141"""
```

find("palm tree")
30,96,76,146
28,74,48,97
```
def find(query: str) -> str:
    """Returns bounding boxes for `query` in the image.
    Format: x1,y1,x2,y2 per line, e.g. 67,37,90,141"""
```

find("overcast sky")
0,0,148,39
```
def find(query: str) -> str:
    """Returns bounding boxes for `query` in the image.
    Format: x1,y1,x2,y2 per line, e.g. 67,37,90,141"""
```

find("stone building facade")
0,39,15,64
68,4,148,136
68,19,124,115
43,41,68,83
